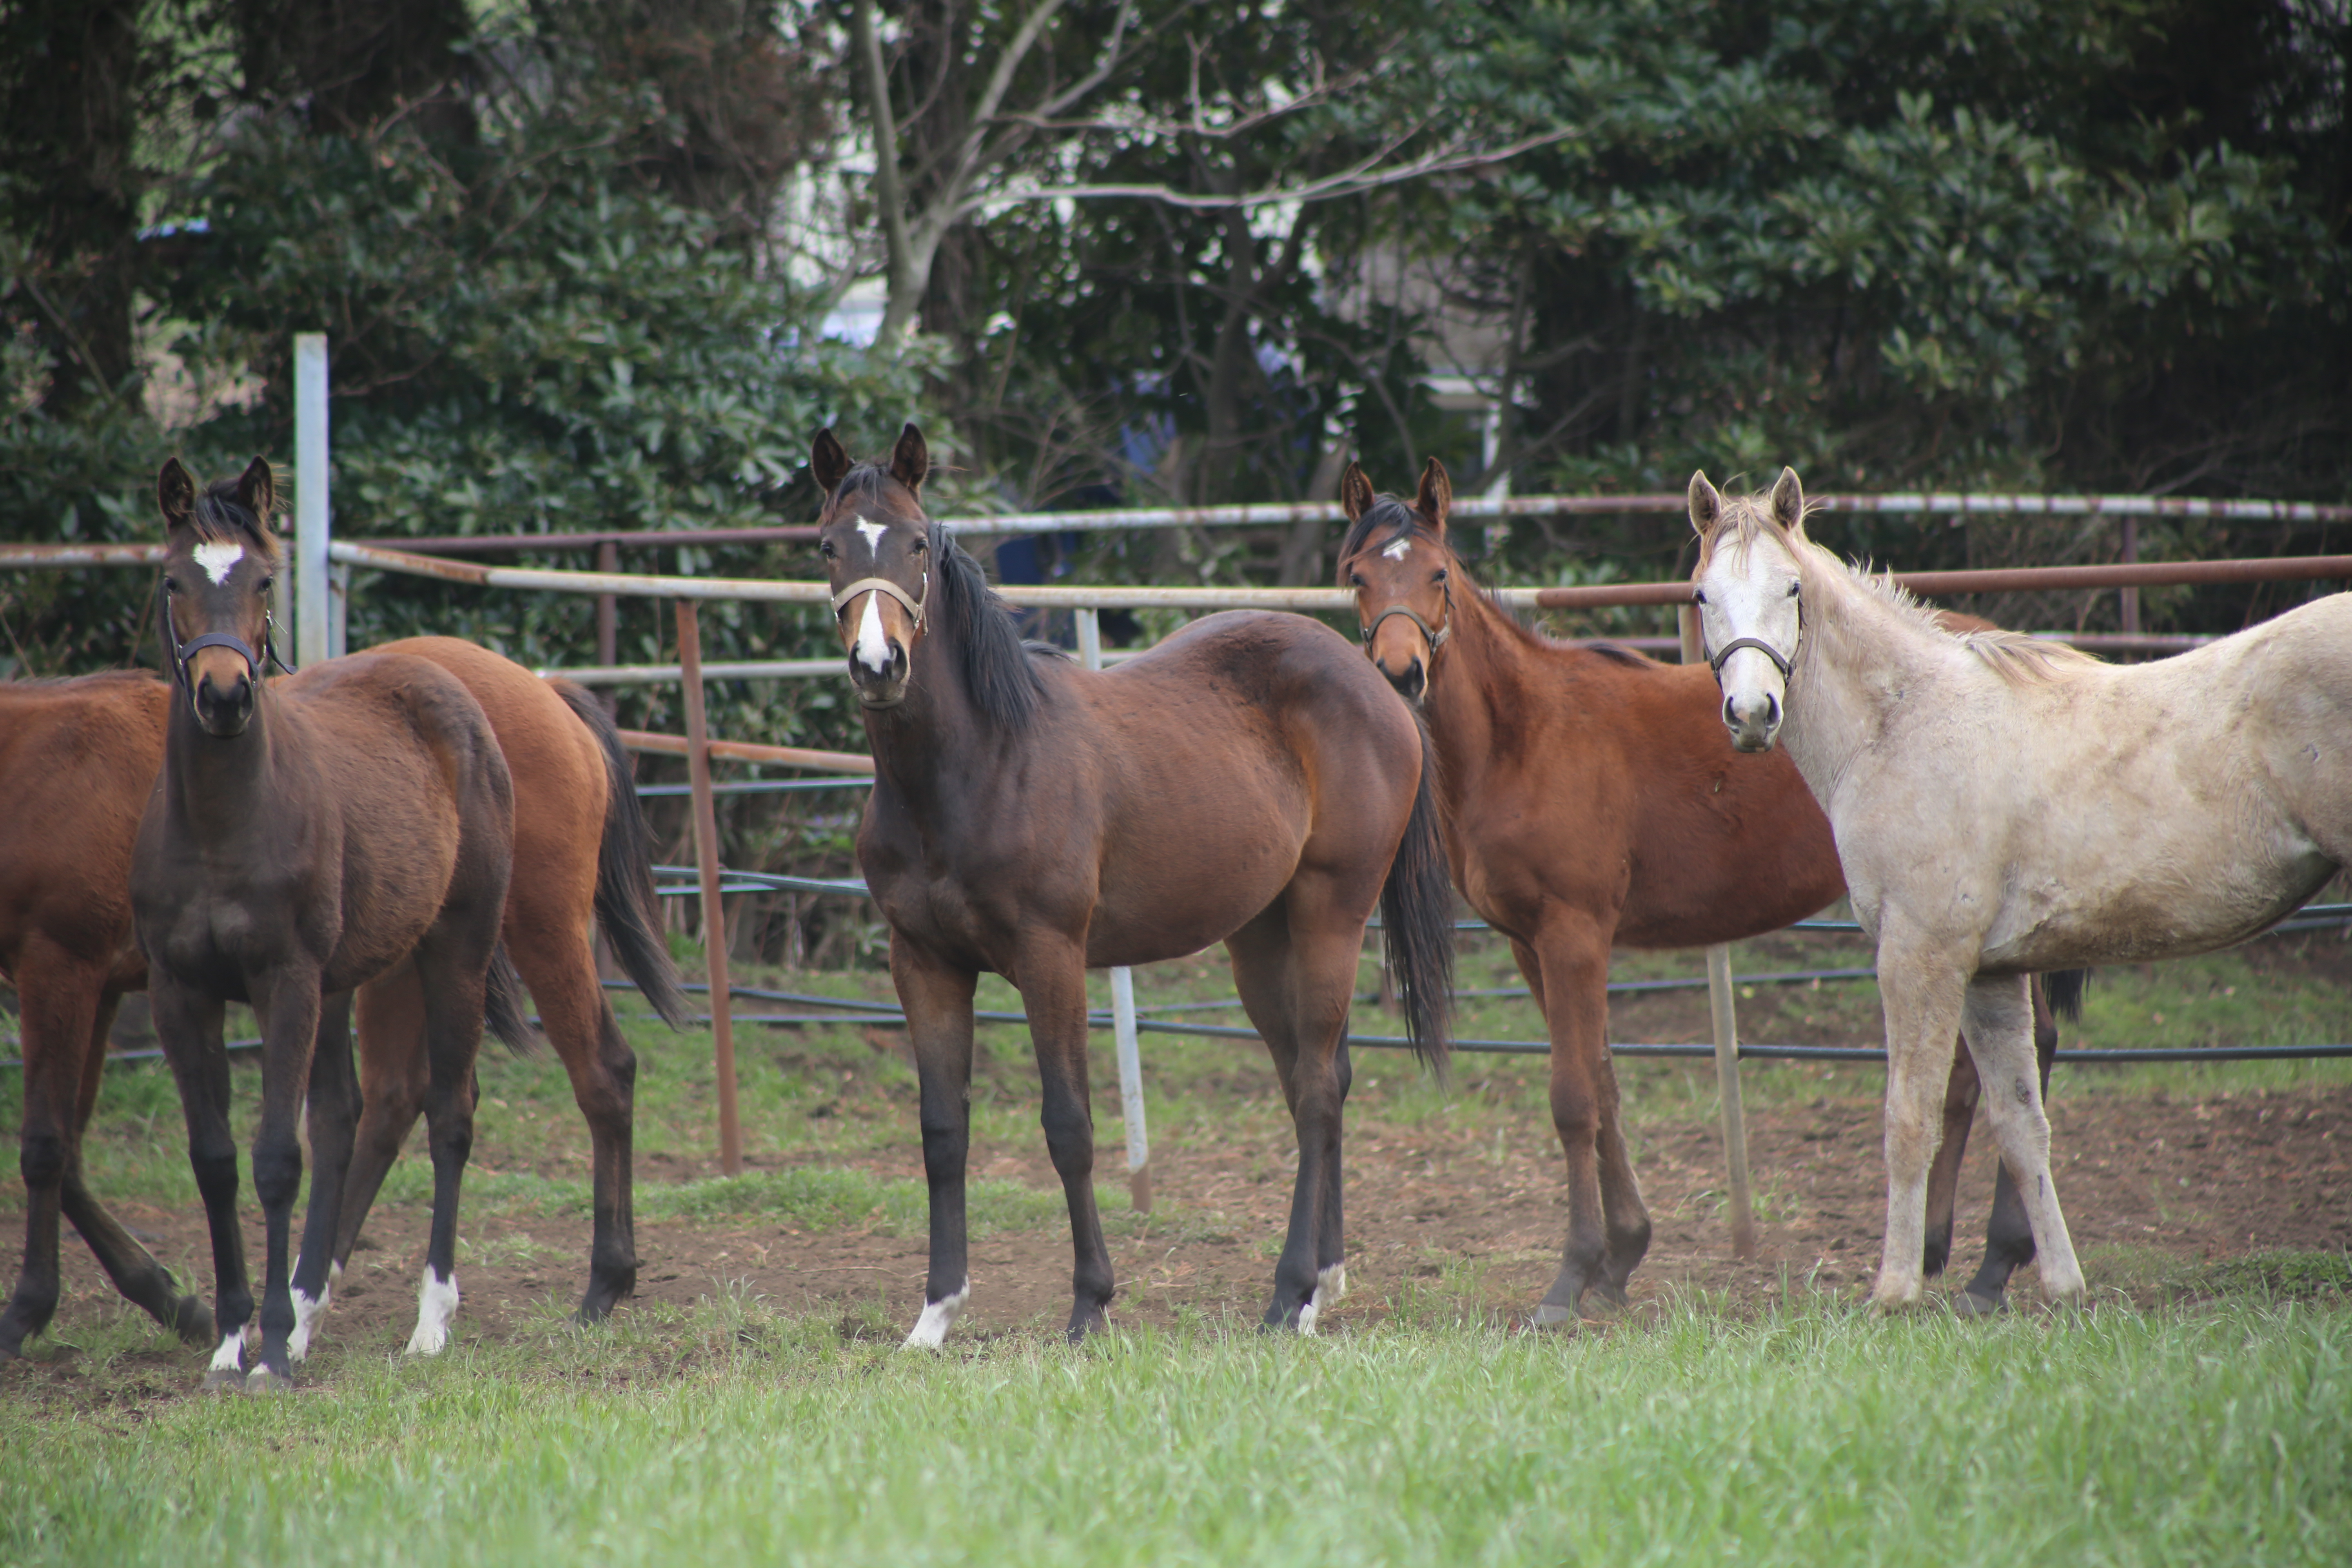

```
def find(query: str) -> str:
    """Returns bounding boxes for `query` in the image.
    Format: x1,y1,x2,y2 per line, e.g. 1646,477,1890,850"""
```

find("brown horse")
1338,459,2074,1321
0,645,685,1364
813,425,1453,1344
0,672,211,1356
134,457,520,1390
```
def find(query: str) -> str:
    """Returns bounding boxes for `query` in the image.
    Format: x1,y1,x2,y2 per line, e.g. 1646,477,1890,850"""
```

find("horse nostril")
1724,695,1740,728
1764,692,1781,728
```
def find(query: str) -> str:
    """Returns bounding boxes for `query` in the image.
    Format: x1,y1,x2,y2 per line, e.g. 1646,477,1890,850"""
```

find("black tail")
1379,710,1454,1078
2043,968,2089,1022
554,680,692,1028
486,945,536,1054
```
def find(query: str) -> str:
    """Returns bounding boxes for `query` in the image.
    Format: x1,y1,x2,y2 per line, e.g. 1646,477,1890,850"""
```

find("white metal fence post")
293,334,330,668
1077,607,1152,1211
1680,604,1758,1259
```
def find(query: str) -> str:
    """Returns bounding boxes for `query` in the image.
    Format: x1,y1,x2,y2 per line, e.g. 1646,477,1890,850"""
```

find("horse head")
812,423,933,710
1689,466,1809,753
1336,457,1456,705
156,456,282,738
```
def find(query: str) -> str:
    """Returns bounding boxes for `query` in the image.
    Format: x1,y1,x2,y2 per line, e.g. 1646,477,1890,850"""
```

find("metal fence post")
293,333,330,668
677,600,743,1176
1680,604,1757,1259
1077,608,1151,1211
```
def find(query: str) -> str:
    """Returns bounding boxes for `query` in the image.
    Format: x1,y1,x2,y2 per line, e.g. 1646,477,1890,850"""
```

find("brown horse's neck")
857,623,1029,817
160,682,285,849
1419,581,1531,798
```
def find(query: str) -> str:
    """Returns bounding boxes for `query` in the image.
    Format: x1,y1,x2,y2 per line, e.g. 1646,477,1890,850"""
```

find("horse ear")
158,458,196,529
1687,470,1723,538
1769,466,1806,535
889,423,930,496
1339,462,1374,523
234,457,275,522
810,428,851,497
1415,457,1452,535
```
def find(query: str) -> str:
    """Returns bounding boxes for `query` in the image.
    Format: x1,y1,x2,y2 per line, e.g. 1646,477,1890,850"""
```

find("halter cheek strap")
830,573,927,627
161,582,293,691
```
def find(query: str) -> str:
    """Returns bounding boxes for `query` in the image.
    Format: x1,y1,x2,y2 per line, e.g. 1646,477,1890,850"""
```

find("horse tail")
553,681,693,1029
485,945,537,1055
2043,969,2089,1022
1379,710,1455,1078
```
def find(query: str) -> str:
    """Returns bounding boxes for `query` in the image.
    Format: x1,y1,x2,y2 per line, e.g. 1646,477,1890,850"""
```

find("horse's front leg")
1016,936,1115,1341
151,975,250,1388
1960,972,2083,1304
1529,914,1646,1325
1870,938,1969,1313
288,990,357,1361
246,969,325,1389
891,935,978,1348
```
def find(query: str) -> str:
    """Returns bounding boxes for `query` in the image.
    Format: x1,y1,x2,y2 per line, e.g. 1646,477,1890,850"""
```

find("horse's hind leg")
287,991,357,1361
1958,971,2082,1304
1922,1038,1982,1278
58,983,211,1346
150,978,253,1387
1957,976,2064,1314
893,936,978,1348
1228,891,1361,1334
511,921,639,1321
335,963,430,1269
403,928,495,1356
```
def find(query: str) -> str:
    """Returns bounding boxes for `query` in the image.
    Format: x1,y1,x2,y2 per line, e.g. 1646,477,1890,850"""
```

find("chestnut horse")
1338,459,2078,1321
134,457,520,1390
813,425,1452,1345
0,649,685,1364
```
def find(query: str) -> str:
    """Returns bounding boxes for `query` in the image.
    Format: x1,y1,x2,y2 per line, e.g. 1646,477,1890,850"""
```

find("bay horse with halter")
812,425,1452,1344
134,457,520,1389
0,641,685,1362
1690,466,2352,1310
1338,459,2079,1322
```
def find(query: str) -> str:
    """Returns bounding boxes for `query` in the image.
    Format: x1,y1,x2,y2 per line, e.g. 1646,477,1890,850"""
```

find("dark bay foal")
815,425,1452,1345
133,457,518,1390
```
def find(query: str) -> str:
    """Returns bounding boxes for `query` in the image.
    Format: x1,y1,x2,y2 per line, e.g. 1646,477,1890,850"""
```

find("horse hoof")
245,1365,294,1396
1528,1302,1580,1330
172,1297,217,1347
1951,1290,2005,1319
202,1366,247,1394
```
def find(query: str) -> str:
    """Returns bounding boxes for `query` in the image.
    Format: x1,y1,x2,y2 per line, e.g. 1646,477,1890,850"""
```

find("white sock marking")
855,515,890,554
1381,536,1412,561
193,541,244,584
1298,1261,1348,1337
209,1330,244,1375
288,1274,330,1362
902,1278,971,1349
405,1267,460,1355
853,590,893,674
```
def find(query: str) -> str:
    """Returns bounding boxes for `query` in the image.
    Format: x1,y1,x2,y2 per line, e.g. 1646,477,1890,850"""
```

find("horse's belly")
1980,847,2336,971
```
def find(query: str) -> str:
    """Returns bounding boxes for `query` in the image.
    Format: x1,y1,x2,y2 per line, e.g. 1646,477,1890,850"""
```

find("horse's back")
0,674,167,973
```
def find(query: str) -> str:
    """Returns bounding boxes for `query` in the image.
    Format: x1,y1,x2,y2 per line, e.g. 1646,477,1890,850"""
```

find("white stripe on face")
856,515,890,555
1381,535,1412,561
193,541,244,584
854,589,893,674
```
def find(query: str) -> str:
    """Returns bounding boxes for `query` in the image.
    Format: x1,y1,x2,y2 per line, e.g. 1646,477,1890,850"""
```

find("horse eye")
163,576,179,592
1692,590,1707,605
1433,569,1448,584
1786,582,1801,597
1348,572,1363,588
820,540,836,559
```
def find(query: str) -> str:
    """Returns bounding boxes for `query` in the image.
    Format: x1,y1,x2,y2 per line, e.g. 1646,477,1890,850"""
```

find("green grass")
4,1295,2345,1565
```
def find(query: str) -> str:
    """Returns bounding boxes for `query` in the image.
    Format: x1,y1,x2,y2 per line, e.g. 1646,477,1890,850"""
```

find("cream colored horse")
1687,467,2352,1311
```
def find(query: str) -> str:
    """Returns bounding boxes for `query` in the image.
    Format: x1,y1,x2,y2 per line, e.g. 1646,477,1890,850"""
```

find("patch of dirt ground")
8,1072,2347,1403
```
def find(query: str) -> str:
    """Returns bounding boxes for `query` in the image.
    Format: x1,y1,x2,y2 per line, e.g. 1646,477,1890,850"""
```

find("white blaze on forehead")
1381,535,1413,561
192,541,244,584
855,514,891,555
854,588,894,674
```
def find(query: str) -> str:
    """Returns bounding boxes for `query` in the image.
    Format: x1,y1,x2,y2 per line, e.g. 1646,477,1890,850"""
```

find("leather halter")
830,571,928,629
161,581,292,691
1362,575,1455,655
1706,635,1793,681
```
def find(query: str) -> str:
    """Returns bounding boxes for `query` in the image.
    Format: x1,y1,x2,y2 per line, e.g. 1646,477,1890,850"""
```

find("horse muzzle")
1373,650,1427,706
188,648,256,737
1722,688,1781,752
848,641,911,708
